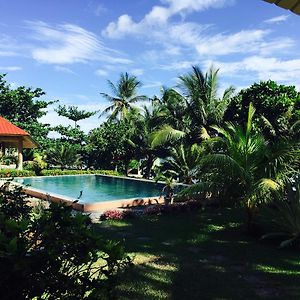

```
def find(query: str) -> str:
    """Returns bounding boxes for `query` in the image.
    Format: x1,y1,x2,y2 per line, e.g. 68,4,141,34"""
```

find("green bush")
0,169,35,177
262,179,300,248
0,181,131,299
40,169,122,176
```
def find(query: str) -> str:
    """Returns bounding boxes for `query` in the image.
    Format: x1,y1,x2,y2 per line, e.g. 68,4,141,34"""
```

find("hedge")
0,169,122,177
0,169,35,178
40,169,122,177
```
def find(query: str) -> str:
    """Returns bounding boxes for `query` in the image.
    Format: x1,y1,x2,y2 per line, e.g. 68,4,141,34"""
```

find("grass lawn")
96,208,300,300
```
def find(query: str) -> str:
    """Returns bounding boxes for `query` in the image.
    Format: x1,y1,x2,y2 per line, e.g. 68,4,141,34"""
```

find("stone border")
22,185,164,212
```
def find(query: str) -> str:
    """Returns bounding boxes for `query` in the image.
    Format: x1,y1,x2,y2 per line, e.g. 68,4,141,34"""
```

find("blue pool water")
16,175,164,203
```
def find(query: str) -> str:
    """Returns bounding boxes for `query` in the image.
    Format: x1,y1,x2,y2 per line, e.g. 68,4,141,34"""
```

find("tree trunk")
144,155,154,179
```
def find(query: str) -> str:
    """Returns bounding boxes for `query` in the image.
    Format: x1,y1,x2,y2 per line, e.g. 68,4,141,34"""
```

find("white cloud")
95,69,109,77
94,4,107,16
195,30,269,56
211,56,300,88
103,0,232,38
0,66,22,71
54,66,76,75
264,15,289,24
0,34,21,57
28,21,132,65
143,80,162,89
131,68,144,76
160,60,198,70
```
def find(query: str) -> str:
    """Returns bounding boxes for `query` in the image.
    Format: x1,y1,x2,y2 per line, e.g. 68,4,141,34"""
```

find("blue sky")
0,0,300,132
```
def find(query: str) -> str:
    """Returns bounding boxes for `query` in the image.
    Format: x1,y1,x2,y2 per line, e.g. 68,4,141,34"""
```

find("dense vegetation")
0,68,299,219
0,183,131,299
0,67,299,297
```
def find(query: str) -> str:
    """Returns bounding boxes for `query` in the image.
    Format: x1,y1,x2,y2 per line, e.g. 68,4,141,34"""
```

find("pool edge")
23,186,164,212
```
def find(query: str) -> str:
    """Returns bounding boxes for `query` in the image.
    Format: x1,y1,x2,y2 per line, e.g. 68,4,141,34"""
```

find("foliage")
143,200,203,216
24,153,47,175
262,179,300,248
46,143,82,170
55,104,96,127
100,201,203,220
180,103,299,229
27,152,47,175
86,121,135,174
150,66,234,147
161,143,204,184
0,154,18,165
40,169,122,176
0,74,54,146
100,210,136,221
100,72,147,121
179,65,234,131
53,125,86,146
0,169,35,177
0,182,131,299
225,80,300,140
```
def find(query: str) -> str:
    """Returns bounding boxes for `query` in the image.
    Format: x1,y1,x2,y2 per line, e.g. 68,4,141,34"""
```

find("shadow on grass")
94,208,300,299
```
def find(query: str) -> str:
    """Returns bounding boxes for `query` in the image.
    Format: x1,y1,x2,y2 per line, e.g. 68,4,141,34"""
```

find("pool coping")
8,174,173,212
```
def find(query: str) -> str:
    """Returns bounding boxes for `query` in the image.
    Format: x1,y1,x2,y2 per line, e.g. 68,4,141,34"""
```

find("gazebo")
0,117,38,170
264,0,300,15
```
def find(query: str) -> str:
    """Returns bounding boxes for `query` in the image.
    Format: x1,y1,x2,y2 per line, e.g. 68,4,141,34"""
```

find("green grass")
95,208,300,299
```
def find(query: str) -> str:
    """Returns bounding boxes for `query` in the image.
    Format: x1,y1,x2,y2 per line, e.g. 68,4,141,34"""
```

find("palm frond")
150,125,185,148
200,126,210,140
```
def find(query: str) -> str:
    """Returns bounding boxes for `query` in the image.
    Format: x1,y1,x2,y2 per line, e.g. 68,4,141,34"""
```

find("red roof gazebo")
0,117,38,170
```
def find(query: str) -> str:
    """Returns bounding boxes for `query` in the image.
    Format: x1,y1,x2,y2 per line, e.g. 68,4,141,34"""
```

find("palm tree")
47,143,81,170
162,143,204,184
179,65,235,132
100,72,148,121
150,87,188,148
150,66,235,147
181,103,299,229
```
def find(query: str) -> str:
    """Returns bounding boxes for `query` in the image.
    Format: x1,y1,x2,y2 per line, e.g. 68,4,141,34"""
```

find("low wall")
22,186,164,212
23,187,85,211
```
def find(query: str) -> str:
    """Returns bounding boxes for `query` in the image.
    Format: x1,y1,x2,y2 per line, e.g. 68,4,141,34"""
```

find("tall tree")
0,74,55,147
85,121,135,174
179,65,235,136
182,104,299,229
100,72,147,121
151,66,234,147
224,80,300,141
55,105,96,127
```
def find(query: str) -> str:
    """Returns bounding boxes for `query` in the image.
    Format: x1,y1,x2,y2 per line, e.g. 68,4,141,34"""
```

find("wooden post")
17,139,23,170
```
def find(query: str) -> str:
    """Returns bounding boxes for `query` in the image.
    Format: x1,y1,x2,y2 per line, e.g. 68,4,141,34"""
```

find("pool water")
16,175,165,203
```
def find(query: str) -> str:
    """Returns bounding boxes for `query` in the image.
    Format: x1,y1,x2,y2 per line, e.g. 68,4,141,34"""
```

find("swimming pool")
16,175,165,203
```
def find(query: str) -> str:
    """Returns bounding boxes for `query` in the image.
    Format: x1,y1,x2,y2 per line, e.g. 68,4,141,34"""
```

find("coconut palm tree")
161,143,204,184
150,66,235,147
179,65,235,132
150,87,188,148
47,143,81,170
100,72,148,121
181,103,299,229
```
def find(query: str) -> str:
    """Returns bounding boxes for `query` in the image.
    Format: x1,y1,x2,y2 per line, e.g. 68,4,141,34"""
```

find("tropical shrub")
0,169,35,177
0,182,131,299
262,179,300,248
143,200,203,216
24,152,47,175
46,143,82,170
100,209,136,221
40,169,122,176
180,103,299,230
225,80,300,140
